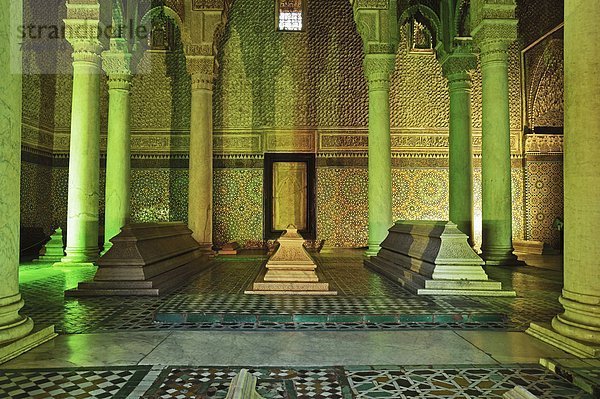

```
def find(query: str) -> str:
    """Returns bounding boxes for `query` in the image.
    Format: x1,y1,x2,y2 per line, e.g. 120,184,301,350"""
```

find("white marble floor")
1,330,574,369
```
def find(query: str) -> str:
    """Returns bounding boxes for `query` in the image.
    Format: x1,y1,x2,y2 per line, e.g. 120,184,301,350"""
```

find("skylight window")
277,0,304,32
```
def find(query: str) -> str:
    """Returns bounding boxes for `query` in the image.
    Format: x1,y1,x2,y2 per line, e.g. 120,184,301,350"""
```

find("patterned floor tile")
346,366,592,398
0,367,150,399
17,250,569,333
0,366,590,399
142,367,346,399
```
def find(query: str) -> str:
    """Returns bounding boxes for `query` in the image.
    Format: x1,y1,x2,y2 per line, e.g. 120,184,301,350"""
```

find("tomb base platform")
365,221,515,297
245,266,337,295
66,223,212,297
246,227,337,296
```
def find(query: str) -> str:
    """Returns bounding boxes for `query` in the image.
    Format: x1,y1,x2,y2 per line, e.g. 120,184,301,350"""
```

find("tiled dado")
31,163,526,249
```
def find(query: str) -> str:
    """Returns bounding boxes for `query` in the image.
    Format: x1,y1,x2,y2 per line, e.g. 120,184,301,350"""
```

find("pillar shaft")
447,71,474,244
103,49,132,252
364,55,395,256
0,0,34,344
62,47,102,264
551,0,600,344
479,41,517,265
188,74,214,247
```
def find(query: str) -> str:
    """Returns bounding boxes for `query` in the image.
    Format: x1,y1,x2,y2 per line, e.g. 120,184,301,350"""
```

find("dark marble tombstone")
66,223,212,296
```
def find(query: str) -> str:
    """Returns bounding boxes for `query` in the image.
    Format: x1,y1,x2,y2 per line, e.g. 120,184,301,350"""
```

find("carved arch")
140,6,184,29
399,4,443,50
140,5,187,39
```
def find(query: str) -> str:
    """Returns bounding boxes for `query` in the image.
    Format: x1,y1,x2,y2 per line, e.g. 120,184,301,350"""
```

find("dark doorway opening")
263,153,316,240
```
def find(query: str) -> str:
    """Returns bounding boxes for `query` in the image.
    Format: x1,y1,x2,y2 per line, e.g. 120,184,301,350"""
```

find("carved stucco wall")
131,44,191,132
20,0,550,249
214,0,367,129
520,0,564,247
517,0,563,48
524,29,563,130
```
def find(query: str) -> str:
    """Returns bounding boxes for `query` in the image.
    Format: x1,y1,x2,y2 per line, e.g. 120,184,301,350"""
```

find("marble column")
478,40,518,265
364,54,395,256
187,73,214,248
59,11,103,265
0,0,56,362
443,53,477,246
527,0,600,357
102,45,133,253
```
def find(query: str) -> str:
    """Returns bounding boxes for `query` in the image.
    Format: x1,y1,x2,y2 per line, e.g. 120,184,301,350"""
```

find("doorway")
264,153,316,240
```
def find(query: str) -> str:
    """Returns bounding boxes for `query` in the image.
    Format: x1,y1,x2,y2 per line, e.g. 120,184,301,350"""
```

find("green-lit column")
102,44,133,253
187,72,214,248
477,39,518,265
443,52,477,245
61,44,103,265
364,54,395,256
553,0,600,345
0,0,56,362
59,5,103,266
527,0,600,356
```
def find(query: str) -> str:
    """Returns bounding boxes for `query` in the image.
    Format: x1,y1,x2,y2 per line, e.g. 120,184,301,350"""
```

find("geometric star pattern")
346,366,591,398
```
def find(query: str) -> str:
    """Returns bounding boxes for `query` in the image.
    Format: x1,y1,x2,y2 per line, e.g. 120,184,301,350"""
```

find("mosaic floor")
0,365,591,398
18,250,565,333
4,250,595,398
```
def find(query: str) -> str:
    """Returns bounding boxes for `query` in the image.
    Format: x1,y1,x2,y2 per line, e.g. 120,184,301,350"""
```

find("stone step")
154,312,508,324
540,357,600,397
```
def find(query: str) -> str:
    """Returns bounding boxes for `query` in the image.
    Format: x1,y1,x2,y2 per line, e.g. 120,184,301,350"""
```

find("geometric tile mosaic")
317,167,526,248
346,365,592,398
0,367,150,399
525,160,563,248
141,365,591,399
0,365,589,399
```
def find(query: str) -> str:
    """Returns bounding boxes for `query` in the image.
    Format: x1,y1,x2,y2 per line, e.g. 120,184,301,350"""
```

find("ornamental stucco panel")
132,50,191,132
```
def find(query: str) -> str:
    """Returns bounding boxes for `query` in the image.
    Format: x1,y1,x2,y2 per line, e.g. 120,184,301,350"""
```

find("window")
409,19,434,54
277,0,304,32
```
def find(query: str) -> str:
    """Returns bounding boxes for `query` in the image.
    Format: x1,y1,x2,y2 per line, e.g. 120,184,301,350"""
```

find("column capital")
470,0,517,56
353,1,399,55
471,20,517,58
186,55,215,92
102,41,133,91
440,42,477,82
190,72,214,92
64,1,102,65
364,53,395,90
477,38,512,66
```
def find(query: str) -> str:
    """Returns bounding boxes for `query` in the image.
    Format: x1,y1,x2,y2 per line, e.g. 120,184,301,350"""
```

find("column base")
480,246,522,266
53,261,96,268
527,322,600,358
0,324,57,364
197,242,217,258
60,247,99,265
364,245,380,257
100,242,113,257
